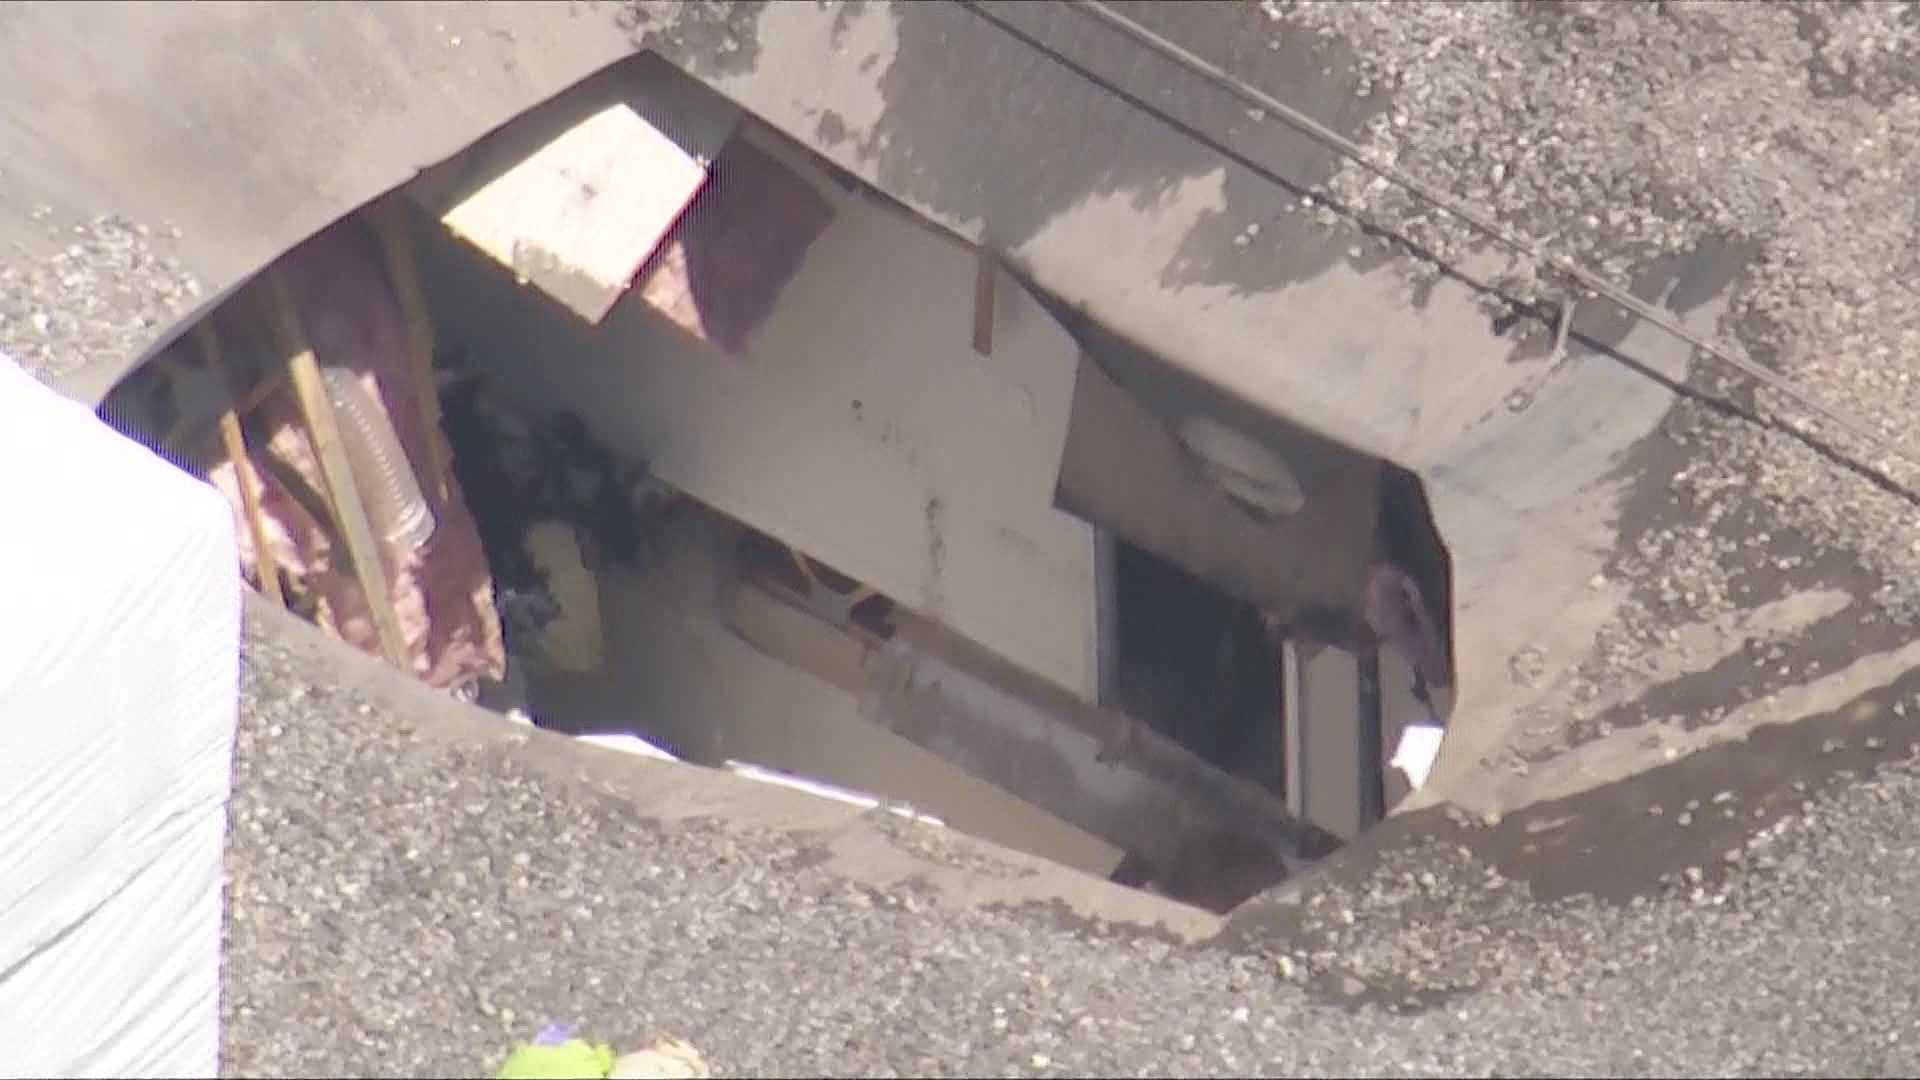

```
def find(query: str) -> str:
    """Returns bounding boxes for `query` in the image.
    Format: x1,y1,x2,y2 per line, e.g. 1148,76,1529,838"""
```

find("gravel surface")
0,210,199,386
224,613,1920,1078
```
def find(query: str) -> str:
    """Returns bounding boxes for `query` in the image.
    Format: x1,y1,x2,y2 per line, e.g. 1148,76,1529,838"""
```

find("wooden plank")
1289,642,1366,840
438,101,709,324
366,195,449,506
233,369,288,419
867,609,1344,898
972,243,996,357
724,580,871,696
196,321,286,610
265,267,412,670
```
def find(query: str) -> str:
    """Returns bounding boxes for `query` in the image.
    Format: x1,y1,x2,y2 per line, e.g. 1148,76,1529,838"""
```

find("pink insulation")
204,223,506,692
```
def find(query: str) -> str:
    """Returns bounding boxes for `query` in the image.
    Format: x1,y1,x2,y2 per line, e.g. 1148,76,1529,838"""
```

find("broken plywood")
439,100,709,324
632,134,835,356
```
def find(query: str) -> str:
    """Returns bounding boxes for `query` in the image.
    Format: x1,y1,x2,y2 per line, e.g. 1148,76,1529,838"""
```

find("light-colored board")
437,101,708,324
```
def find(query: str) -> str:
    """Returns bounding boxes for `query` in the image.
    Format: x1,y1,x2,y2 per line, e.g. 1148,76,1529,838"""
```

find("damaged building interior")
100,52,1456,914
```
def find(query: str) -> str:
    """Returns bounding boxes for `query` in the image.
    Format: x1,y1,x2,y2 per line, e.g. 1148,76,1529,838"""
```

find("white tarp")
0,354,241,1078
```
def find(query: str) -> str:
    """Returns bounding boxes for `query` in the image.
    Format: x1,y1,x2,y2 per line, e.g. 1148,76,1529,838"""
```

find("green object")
494,1037,617,1079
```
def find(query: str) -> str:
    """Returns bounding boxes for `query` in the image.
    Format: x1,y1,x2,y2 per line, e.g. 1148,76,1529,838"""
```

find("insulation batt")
204,224,507,690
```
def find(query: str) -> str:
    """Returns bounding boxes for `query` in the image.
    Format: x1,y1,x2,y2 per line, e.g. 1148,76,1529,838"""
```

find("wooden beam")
233,370,288,419
972,243,996,357
723,566,1339,909
197,321,286,610
366,195,450,507
265,267,413,670
866,609,1343,891
724,580,871,696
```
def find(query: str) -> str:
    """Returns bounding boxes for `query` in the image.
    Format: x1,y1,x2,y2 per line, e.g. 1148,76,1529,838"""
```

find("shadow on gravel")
1223,660,1920,946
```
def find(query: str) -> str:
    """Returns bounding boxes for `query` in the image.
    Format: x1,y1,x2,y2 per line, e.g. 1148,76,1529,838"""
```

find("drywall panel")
416,159,1103,700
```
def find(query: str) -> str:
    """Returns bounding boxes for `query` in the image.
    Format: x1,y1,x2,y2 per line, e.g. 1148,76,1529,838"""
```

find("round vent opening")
1175,413,1307,519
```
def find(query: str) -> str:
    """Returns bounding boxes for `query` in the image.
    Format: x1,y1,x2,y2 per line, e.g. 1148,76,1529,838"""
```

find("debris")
1390,722,1445,790
493,1026,614,1080
610,1038,710,1080
434,353,675,693
524,519,606,673
577,732,680,763
493,1028,708,1080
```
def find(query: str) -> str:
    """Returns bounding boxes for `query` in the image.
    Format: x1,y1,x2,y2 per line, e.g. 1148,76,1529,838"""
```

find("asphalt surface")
9,1,1920,1076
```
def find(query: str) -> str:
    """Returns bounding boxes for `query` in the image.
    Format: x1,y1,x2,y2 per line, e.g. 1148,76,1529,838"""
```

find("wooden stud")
232,368,289,420
197,321,286,610
972,242,996,357
265,267,413,670
366,194,450,507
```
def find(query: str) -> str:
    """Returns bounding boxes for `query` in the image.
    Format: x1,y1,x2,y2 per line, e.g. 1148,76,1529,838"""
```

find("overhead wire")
987,0,1915,476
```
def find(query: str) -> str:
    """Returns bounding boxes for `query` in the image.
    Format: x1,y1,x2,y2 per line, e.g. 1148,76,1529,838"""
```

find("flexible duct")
318,366,436,552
